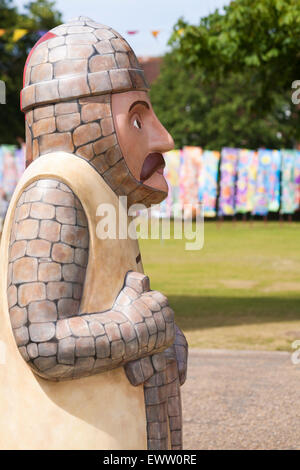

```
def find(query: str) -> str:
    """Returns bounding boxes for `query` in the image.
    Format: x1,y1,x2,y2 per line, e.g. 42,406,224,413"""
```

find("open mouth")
140,152,165,182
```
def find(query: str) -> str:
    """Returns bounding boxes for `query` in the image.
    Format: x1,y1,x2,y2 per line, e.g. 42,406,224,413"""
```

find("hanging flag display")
0,145,25,227
15,144,26,179
1,144,300,222
218,148,239,216
2,145,18,198
268,150,281,212
253,149,281,215
0,147,3,189
280,150,300,214
163,150,181,217
295,151,300,209
245,150,259,213
0,147,7,227
198,150,220,217
180,146,202,217
235,149,258,213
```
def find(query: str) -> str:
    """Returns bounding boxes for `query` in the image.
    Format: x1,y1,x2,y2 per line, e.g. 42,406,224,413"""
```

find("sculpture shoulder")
7,178,89,366
10,178,89,248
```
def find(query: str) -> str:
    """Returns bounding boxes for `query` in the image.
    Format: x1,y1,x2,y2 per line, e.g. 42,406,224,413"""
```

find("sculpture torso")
1,15,188,450
0,151,147,449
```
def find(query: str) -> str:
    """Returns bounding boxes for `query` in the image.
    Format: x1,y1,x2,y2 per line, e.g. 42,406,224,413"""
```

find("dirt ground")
181,349,300,450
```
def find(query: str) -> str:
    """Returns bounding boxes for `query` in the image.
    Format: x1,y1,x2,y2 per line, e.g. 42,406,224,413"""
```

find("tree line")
1,0,299,150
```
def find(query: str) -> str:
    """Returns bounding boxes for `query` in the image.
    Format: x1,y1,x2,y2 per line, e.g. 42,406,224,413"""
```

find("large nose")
149,110,175,153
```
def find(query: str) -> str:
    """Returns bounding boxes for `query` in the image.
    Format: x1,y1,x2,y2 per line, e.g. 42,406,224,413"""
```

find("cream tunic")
0,152,147,449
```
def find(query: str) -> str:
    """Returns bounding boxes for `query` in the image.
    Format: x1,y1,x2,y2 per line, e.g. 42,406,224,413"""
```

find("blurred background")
1,0,300,448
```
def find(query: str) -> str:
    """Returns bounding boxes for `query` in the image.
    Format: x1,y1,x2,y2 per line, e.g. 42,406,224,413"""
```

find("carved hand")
121,272,175,386
115,271,175,354
125,325,188,387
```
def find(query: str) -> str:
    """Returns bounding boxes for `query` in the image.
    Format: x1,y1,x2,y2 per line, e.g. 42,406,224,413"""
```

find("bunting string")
0,28,165,42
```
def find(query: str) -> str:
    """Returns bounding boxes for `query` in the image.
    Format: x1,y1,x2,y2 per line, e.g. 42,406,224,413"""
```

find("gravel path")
181,349,300,450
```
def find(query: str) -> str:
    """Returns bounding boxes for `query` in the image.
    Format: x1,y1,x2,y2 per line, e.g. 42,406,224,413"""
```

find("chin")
143,171,169,194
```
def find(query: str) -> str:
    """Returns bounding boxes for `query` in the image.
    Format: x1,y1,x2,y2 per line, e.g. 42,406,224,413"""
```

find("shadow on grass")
168,295,300,329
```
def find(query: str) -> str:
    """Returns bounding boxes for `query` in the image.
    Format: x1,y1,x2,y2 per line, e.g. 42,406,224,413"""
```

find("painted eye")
133,118,142,129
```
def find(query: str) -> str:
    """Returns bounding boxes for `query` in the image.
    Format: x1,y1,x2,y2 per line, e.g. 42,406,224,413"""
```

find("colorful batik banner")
252,149,281,215
163,150,181,217
0,146,3,188
235,149,258,213
280,150,300,214
294,150,300,209
198,150,220,217
180,146,202,217
0,147,6,222
15,144,26,179
2,145,18,198
218,148,239,216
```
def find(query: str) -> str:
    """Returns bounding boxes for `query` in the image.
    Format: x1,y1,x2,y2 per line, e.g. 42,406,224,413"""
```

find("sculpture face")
112,91,174,194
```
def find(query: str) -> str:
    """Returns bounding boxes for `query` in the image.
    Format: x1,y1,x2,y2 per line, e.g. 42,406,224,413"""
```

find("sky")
15,0,231,56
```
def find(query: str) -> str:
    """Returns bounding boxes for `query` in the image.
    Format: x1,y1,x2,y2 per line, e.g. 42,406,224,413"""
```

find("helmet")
21,16,149,112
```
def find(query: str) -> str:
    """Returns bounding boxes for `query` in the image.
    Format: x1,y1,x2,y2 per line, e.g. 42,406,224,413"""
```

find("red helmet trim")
21,31,57,112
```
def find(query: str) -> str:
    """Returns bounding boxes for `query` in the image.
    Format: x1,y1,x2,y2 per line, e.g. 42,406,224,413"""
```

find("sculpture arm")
7,179,174,381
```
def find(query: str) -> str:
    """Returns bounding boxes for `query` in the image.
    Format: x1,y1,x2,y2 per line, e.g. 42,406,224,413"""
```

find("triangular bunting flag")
12,29,28,42
151,30,160,39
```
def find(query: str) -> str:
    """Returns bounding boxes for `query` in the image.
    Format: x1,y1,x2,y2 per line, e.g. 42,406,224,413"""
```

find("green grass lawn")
139,221,300,351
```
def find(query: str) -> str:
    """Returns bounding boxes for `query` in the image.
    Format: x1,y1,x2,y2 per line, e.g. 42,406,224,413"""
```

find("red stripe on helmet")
21,31,57,112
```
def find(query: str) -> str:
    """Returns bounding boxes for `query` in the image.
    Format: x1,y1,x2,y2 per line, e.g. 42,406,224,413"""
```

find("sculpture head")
21,16,174,207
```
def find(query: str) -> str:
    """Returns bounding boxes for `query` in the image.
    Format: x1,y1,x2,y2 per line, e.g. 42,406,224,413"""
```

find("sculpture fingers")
124,271,150,294
150,290,169,308
124,356,154,386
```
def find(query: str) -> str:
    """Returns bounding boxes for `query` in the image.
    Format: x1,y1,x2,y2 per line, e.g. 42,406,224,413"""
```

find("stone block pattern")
21,16,149,113
8,179,175,384
173,324,189,386
25,94,165,208
144,352,183,450
125,337,185,450
8,178,185,450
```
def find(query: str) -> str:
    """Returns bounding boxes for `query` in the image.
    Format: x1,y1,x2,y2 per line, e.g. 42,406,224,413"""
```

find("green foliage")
0,0,62,144
151,0,300,149
150,51,300,150
169,0,300,113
